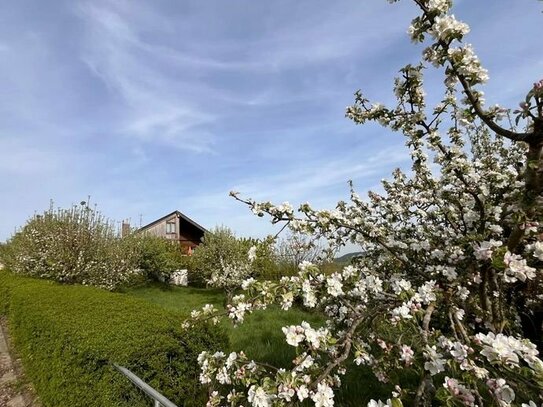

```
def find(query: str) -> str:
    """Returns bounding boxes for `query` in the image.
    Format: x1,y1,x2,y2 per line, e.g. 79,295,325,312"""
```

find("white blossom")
531,241,543,261
427,0,450,13
429,15,470,42
311,382,334,407
282,325,305,347
424,346,446,375
247,246,257,262
248,386,273,407
296,385,309,402
326,274,344,297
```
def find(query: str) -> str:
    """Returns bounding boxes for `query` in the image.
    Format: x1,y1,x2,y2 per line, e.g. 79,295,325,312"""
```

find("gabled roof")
139,210,207,234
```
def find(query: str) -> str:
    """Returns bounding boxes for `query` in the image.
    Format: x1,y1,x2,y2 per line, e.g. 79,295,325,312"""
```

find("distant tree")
275,233,324,276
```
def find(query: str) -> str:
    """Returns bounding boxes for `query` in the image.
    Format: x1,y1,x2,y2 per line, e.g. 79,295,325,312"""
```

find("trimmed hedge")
0,271,228,407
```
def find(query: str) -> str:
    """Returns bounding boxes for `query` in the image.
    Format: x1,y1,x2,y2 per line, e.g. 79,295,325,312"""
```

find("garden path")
0,319,39,407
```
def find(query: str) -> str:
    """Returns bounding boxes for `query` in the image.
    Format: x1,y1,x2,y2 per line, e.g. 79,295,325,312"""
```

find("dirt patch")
0,317,41,407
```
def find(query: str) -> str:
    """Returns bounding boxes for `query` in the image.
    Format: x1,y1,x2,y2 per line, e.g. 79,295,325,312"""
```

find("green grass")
126,283,322,367
125,283,393,405
124,283,225,314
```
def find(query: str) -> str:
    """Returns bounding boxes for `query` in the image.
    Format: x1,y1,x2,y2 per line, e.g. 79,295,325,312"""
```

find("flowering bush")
136,234,189,282
190,1,543,406
2,201,141,290
192,227,275,300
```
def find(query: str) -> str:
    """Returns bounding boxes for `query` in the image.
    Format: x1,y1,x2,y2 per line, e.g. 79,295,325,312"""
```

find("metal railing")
114,364,178,407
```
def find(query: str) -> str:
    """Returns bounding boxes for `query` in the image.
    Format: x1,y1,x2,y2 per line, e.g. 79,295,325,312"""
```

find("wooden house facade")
138,210,207,255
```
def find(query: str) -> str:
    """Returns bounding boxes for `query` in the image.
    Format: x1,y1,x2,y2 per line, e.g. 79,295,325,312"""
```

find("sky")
0,0,542,246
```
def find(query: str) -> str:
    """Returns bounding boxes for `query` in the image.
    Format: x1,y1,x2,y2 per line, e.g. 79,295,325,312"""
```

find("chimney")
121,221,131,238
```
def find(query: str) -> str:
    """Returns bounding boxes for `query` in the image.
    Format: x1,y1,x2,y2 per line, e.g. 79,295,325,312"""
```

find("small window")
166,221,176,234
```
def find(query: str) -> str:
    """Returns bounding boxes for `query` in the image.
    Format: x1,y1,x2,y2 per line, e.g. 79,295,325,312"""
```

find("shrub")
192,226,276,298
3,201,141,290
136,235,189,282
0,271,228,407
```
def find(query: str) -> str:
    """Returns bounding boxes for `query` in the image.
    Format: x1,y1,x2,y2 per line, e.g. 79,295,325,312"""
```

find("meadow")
126,283,393,406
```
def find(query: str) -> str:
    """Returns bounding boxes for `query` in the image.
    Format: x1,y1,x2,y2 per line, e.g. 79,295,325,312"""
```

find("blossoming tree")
190,1,543,405
192,227,275,301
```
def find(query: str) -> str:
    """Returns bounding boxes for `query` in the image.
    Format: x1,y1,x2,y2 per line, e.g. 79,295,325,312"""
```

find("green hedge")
0,271,228,407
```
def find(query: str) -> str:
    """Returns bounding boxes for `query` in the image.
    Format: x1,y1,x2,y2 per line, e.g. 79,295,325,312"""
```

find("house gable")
138,210,207,253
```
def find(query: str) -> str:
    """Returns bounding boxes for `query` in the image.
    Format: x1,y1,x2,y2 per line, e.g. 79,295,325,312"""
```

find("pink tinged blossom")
503,251,536,282
280,291,294,310
443,377,476,406
225,352,237,368
486,378,515,406
301,321,327,349
400,344,414,366
391,303,413,322
228,301,252,322
302,280,318,308
415,280,437,304
297,354,314,370
456,286,470,300
215,367,231,384
454,308,465,321
474,332,543,368
391,278,412,294
241,277,256,290
473,240,502,260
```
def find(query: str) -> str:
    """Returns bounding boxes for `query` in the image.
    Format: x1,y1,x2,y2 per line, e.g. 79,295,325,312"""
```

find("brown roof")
138,210,207,234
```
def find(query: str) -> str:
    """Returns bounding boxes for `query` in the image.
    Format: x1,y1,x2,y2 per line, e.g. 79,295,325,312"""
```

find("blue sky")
0,0,541,243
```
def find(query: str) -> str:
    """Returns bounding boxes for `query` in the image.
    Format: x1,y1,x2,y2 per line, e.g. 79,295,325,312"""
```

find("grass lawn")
125,283,393,405
125,283,322,367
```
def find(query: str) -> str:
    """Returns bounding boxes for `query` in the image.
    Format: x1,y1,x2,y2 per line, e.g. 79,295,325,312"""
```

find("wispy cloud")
230,145,408,203
77,1,218,153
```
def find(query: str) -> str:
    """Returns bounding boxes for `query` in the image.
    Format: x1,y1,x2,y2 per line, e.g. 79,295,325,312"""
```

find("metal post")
113,364,178,407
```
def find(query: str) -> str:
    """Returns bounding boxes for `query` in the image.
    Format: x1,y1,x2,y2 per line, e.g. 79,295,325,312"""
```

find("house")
136,210,207,255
